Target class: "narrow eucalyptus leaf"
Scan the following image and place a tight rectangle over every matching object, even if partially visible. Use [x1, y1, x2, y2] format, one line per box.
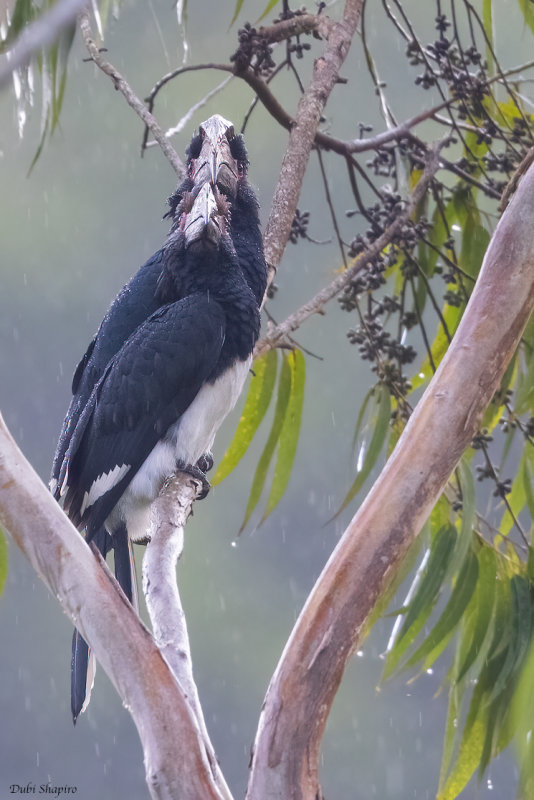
[239, 354, 291, 532]
[405, 549, 478, 670]
[334, 383, 391, 517]
[213, 349, 278, 485]
[262, 350, 305, 520]
[383, 525, 456, 679]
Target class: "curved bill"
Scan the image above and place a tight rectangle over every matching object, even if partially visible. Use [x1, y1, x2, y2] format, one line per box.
[191, 114, 239, 198]
[183, 182, 223, 248]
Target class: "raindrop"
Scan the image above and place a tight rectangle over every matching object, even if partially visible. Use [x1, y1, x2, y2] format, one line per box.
[230, 540, 237, 548]
[36, 752, 39, 767]
[356, 650, 364, 658]
[487, 778, 493, 790]
[426, 667, 433, 675]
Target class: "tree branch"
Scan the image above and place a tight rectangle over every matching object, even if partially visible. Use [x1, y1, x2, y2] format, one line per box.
[261, 0, 364, 287]
[254, 142, 443, 356]
[0, 417, 225, 800]
[143, 474, 234, 800]
[246, 161, 534, 800]
[78, 10, 184, 176]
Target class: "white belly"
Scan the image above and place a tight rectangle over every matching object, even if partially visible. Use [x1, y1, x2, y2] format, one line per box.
[111, 357, 251, 541]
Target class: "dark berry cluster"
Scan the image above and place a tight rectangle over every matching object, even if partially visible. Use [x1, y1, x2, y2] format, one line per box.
[289, 209, 310, 244]
[230, 24, 276, 76]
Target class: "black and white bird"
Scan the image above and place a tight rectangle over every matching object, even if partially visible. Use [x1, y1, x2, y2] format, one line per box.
[50, 114, 267, 722]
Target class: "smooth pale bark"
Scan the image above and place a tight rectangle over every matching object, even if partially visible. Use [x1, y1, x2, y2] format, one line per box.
[0, 420, 225, 800]
[246, 166, 534, 799]
[143, 474, 234, 800]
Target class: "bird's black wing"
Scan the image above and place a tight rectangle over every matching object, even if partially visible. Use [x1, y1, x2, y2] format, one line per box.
[51, 250, 166, 494]
[231, 182, 267, 306]
[61, 293, 226, 532]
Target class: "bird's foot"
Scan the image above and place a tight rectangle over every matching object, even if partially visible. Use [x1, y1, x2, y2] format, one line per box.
[177, 461, 211, 500]
[196, 451, 214, 474]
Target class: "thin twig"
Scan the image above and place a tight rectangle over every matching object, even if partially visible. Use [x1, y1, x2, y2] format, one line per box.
[78, 10, 184, 176]
[255, 141, 444, 355]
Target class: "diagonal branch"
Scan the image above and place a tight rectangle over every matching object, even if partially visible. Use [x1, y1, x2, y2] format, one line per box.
[261, 0, 364, 286]
[0, 417, 224, 800]
[78, 10, 184, 176]
[246, 160, 534, 800]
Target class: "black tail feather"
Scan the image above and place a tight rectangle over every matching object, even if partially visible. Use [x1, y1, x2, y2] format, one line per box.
[70, 526, 111, 724]
[112, 523, 134, 604]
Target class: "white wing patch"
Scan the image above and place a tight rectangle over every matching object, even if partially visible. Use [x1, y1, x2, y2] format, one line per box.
[80, 463, 131, 517]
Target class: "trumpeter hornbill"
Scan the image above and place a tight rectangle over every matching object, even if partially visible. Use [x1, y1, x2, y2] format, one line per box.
[50, 115, 267, 723]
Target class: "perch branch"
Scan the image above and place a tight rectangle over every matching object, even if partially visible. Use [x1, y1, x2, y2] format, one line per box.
[78, 10, 184, 176]
[246, 161, 534, 800]
[143, 474, 234, 800]
[0, 418, 226, 800]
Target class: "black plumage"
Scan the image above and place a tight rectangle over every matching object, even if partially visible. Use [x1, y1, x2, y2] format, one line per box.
[51, 115, 267, 721]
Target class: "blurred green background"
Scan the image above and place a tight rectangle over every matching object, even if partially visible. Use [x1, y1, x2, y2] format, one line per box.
[0, 1, 526, 797]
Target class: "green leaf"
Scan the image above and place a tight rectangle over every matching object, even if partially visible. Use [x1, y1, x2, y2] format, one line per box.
[482, 0, 494, 75]
[455, 545, 497, 683]
[257, 0, 281, 22]
[351, 387, 374, 452]
[460, 220, 490, 281]
[51, 23, 76, 133]
[499, 453, 526, 537]
[0, 0, 34, 52]
[523, 448, 534, 522]
[410, 302, 463, 391]
[439, 648, 509, 799]
[334, 383, 391, 517]
[213, 350, 278, 485]
[229, 0, 245, 26]
[448, 459, 475, 578]
[262, 350, 305, 521]
[518, 0, 534, 36]
[383, 525, 457, 679]
[515, 344, 534, 415]
[239, 354, 292, 531]
[0, 528, 7, 597]
[485, 575, 532, 706]
[440, 677, 462, 789]
[437, 686, 488, 800]
[405, 548, 478, 670]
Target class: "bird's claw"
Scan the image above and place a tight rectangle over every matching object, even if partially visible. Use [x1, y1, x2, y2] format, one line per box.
[177, 461, 211, 500]
[196, 451, 214, 473]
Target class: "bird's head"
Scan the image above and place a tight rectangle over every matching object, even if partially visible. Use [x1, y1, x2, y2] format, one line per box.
[178, 181, 231, 250]
[167, 114, 250, 224]
[186, 114, 249, 200]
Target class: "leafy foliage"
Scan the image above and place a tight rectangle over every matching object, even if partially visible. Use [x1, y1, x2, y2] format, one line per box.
[215, 349, 305, 531]
[0, 0, 123, 169]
